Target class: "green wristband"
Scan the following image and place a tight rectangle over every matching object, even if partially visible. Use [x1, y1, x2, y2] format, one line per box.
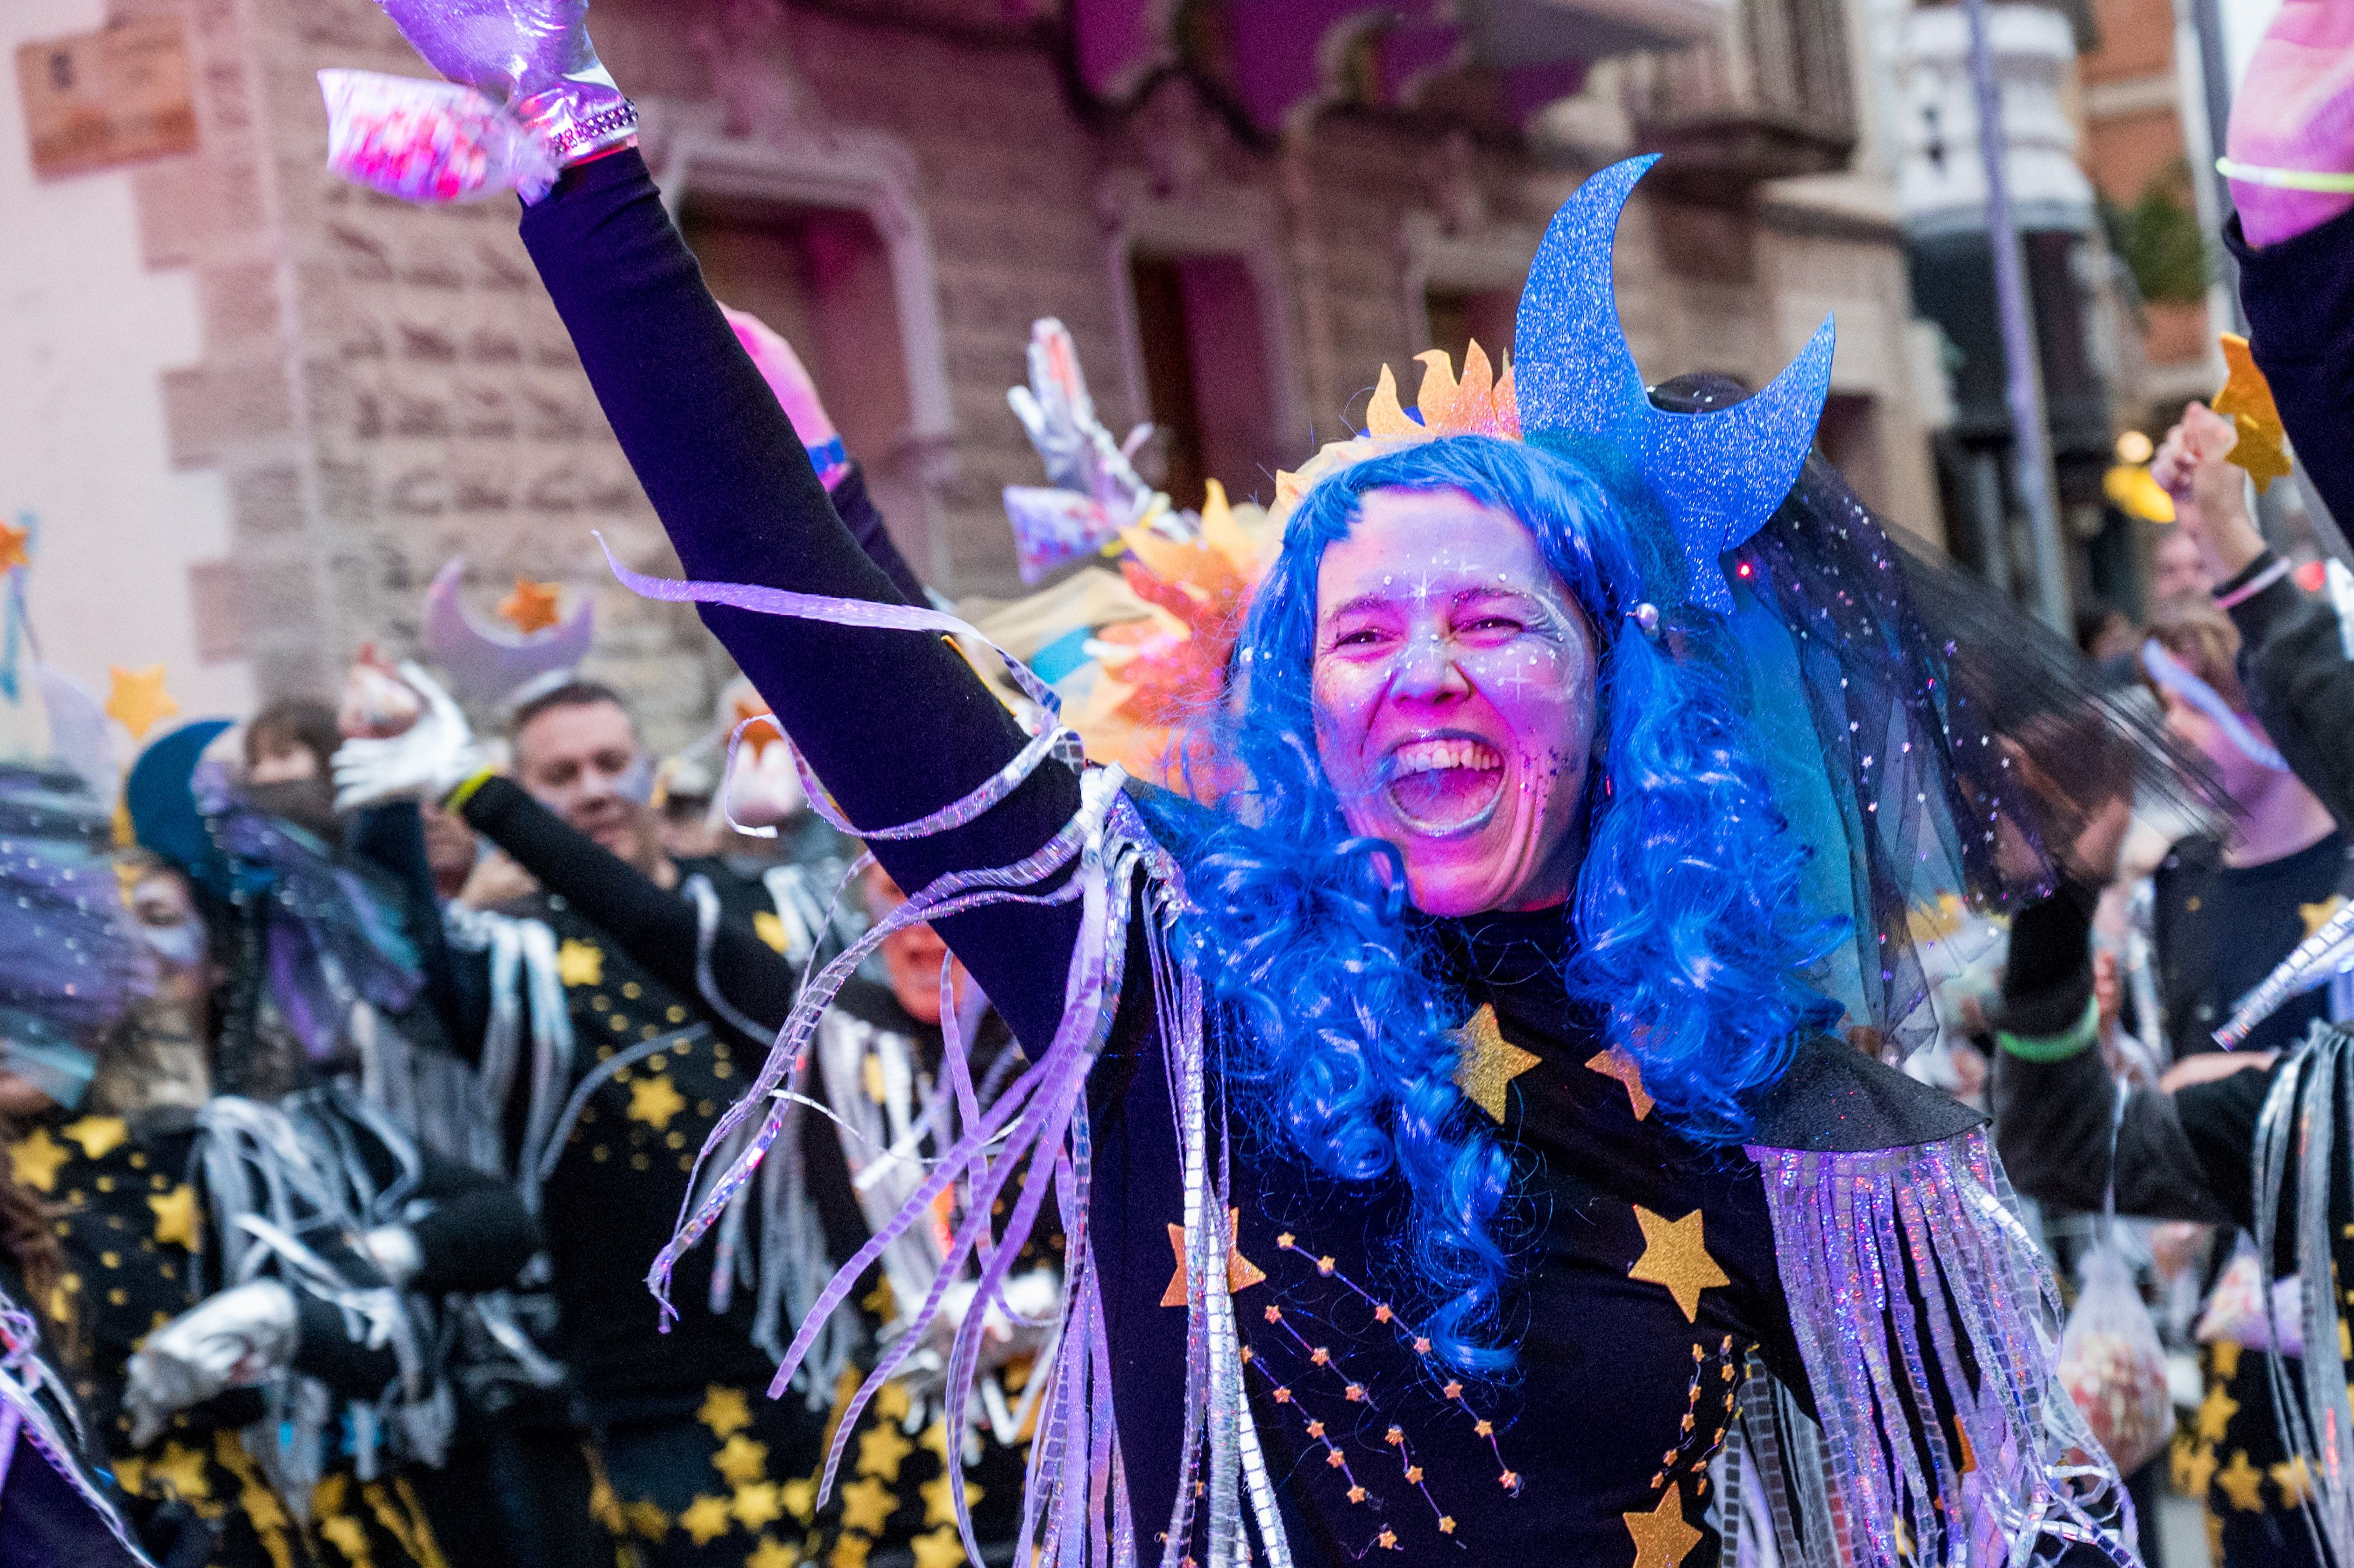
[442, 765, 499, 816]
[1995, 995, 2102, 1064]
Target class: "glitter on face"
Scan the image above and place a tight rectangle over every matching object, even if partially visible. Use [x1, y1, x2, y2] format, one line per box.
[1311, 488, 1597, 916]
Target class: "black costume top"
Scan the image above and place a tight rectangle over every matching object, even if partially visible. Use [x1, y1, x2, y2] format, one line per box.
[509, 149, 2026, 1566]
[450, 775, 1046, 1557]
[18, 1098, 531, 1568]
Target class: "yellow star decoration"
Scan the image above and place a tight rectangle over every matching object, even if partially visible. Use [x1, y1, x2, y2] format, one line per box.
[2303, 896, 2346, 939]
[147, 1440, 211, 1501]
[2173, 1438, 2217, 1499]
[838, 1474, 898, 1534]
[731, 1481, 784, 1531]
[911, 1526, 969, 1568]
[113, 1457, 146, 1496]
[105, 665, 178, 742]
[2215, 1449, 2267, 1511]
[1584, 1046, 1654, 1121]
[60, 1116, 127, 1160]
[921, 1473, 982, 1526]
[1627, 1206, 1729, 1323]
[498, 577, 565, 635]
[2195, 1382, 2240, 1444]
[557, 940, 604, 989]
[1623, 1479, 1703, 1568]
[748, 1539, 798, 1568]
[782, 1476, 817, 1523]
[625, 1498, 670, 1539]
[2273, 1455, 2315, 1508]
[712, 1433, 768, 1487]
[753, 910, 790, 953]
[917, 1419, 952, 1463]
[2215, 334, 2294, 496]
[628, 1074, 688, 1133]
[873, 1381, 911, 1424]
[856, 1421, 915, 1482]
[147, 1183, 201, 1251]
[1161, 1209, 1267, 1307]
[699, 1384, 752, 1439]
[0, 522, 31, 575]
[2211, 1341, 2242, 1381]
[680, 1494, 734, 1545]
[1452, 1004, 1539, 1123]
[9, 1128, 69, 1193]
[833, 1536, 875, 1568]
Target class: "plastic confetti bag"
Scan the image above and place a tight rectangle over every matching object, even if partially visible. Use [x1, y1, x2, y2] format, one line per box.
[319, 69, 557, 204]
[2055, 1243, 2174, 1474]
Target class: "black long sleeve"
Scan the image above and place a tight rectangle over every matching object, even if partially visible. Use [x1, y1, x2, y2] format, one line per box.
[516, 151, 1082, 1053]
[457, 774, 798, 1038]
[402, 1145, 539, 1294]
[343, 802, 480, 1051]
[2216, 550, 2354, 828]
[831, 462, 931, 608]
[2230, 207, 2354, 534]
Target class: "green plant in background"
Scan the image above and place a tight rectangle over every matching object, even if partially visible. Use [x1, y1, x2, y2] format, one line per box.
[2104, 158, 2209, 305]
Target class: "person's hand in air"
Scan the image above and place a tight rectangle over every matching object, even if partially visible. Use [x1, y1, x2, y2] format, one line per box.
[332, 663, 486, 810]
[2151, 402, 2267, 583]
[720, 305, 850, 489]
[369, 0, 631, 168]
[2225, 0, 2354, 246]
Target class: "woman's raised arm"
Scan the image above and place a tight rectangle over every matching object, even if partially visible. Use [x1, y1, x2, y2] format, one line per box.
[517, 151, 1085, 1047]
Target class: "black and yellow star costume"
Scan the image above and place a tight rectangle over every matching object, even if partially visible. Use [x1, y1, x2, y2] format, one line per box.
[17, 1100, 531, 1568]
[447, 773, 1045, 1567]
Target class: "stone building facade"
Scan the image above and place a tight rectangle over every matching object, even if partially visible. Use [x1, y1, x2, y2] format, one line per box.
[5, 0, 1947, 753]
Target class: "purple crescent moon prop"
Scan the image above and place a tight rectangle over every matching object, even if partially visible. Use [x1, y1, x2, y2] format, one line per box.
[1514, 156, 1835, 614]
[422, 558, 595, 706]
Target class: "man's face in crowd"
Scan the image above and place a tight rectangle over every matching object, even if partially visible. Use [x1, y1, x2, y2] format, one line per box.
[247, 738, 322, 785]
[864, 863, 963, 1026]
[2152, 530, 2215, 602]
[514, 699, 659, 872]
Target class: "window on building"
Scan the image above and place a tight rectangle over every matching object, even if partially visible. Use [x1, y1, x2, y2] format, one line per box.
[1423, 286, 1517, 369]
[679, 194, 919, 539]
[1127, 252, 1279, 510]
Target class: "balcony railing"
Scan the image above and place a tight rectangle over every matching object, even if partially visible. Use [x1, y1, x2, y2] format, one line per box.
[1622, 0, 1857, 197]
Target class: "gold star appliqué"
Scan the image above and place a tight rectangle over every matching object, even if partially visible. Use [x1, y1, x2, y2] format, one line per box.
[2273, 1455, 2314, 1508]
[1161, 1210, 1266, 1307]
[147, 1184, 201, 1251]
[837, 1475, 896, 1534]
[678, 1494, 733, 1545]
[557, 940, 604, 989]
[2215, 334, 2293, 495]
[0, 523, 31, 575]
[9, 1128, 68, 1193]
[747, 1539, 797, 1568]
[1627, 1206, 1729, 1322]
[698, 1384, 751, 1438]
[910, 1526, 967, 1568]
[2303, 897, 2345, 939]
[627, 1075, 688, 1133]
[1453, 1004, 1537, 1122]
[1624, 1480, 1703, 1567]
[1584, 1046, 1654, 1120]
[730, 1481, 783, 1531]
[498, 577, 565, 635]
[2215, 1449, 2266, 1511]
[855, 1421, 915, 1482]
[105, 665, 178, 741]
[920, 1473, 981, 1526]
[59, 1116, 127, 1161]
[712, 1434, 768, 1487]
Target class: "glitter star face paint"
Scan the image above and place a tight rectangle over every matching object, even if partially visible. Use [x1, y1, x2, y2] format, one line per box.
[1311, 488, 1598, 916]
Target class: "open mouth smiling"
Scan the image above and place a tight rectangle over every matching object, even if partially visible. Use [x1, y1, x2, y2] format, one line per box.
[1383, 735, 1506, 835]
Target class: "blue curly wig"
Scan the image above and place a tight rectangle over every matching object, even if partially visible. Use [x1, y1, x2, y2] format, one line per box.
[1170, 434, 1844, 1373]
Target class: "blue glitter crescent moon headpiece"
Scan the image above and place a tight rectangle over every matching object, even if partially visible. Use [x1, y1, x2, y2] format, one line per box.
[1514, 155, 1835, 613]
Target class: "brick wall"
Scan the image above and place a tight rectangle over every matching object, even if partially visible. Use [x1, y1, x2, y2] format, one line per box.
[131, 0, 1939, 748]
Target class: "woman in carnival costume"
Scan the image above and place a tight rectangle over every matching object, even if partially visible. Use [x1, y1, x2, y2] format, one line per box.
[330, 4, 2172, 1560]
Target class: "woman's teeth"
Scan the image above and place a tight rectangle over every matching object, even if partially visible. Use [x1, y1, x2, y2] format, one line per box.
[1391, 738, 1502, 777]
[1384, 739, 1506, 831]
